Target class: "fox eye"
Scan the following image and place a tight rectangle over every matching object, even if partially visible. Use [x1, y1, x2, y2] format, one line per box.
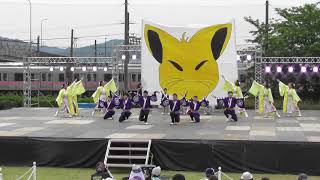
[195, 60, 208, 70]
[168, 60, 183, 71]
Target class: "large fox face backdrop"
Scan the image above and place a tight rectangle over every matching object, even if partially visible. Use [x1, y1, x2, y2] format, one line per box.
[144, 23, 232, 99]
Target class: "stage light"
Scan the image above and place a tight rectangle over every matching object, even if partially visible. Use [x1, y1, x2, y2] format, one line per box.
[82, 66, 86, 71]
[313, 66, 318, 73]
[92, 66, 97, 72]
[265, 66, 271, 73]
[301, 66, 307, 73]
[59, 66, 64, 72]
[121, 54, 126, 60]
[103, 67, 108, 72]
[246, 55, 252, 61]
[70, 67, 75, 71]
[132, 54, 137, 60]
[49, 67, 53, 72]
[288, 66, 294, 73]
[276, 66, 282, 73]
[236, 55, 240, 61]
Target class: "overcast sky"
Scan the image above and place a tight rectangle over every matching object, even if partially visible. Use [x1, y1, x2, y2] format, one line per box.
[0, 0, 318, 48]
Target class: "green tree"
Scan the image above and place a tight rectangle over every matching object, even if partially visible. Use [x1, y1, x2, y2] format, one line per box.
[245, 3, 320, 57]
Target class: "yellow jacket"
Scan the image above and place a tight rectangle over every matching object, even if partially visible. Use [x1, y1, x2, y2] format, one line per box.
[56, 81, 77, 115]
[91, 78, 117, 103]
[249, 80, 273, 114]
[279, 81, 301, 113]
[72, 80, 86, 114]
[222, 79, 243, 98]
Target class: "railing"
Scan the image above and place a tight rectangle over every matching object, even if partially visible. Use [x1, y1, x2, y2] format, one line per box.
[15, 162, 36, 180]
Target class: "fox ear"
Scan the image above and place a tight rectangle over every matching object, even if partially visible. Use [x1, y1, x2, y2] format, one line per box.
[190, 24, 232, 60]
[144, 24, 177, 64]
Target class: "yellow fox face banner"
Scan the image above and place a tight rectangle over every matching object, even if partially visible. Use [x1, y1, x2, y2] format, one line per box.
[144, 23, 232, 99]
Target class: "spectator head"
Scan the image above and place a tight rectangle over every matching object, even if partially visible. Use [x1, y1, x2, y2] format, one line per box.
[261, 178, 270, 180]
[129, 165, 144, 180]
[163, 88, 167, 93]
[172, 174, 185, 180]
[298, 173, 308, 180]
[205, 168, 215, 178]
[152, 166, 161, 177]
[240, 172, 253, 180]
[228, 91, 233, 97]
[208, 175, 218, 180]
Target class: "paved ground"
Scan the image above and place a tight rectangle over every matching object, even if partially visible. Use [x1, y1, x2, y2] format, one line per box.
[0, 108, 319, 142]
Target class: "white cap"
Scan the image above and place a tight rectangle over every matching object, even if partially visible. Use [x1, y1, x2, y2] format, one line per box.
[152, 166, 161, 176]
[241, 172, 253, 180]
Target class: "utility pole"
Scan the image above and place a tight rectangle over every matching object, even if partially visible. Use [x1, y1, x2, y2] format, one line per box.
[94, 40, 97, 57]
[26, 0, 32, 57]
[70, 29, 74, 57]
[104, 38, 107, 57]
[66, 29, 74, 83]
[40, 18, 47, 46]
[124, 0, 130, 91]
[36, 35, 40, 56]
[265, 0, 269, 52]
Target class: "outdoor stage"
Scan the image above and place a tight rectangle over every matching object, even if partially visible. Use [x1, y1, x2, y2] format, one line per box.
[0, 108, 319, 141]
[0, 108, 320, 174]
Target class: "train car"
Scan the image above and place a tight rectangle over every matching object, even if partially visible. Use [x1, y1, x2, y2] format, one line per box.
[0, 62, 141, 94]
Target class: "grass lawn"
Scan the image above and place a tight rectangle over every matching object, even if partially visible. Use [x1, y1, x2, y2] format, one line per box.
[1, 167, 320, 180]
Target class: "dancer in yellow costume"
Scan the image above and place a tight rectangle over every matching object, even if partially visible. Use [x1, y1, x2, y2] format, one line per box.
[91, 78, 117, 116]
[72, 79, 85, 116]
[277, 79, 302, 117]
[55, 81, 77, 117]
[221, 75, 248, 117]
[249, 80, 280, 118]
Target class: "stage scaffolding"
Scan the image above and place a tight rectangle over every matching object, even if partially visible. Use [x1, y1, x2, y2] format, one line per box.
[23, 57, 119, 108]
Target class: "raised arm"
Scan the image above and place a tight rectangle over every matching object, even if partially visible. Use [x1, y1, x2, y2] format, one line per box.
[278, 79, 289, 97]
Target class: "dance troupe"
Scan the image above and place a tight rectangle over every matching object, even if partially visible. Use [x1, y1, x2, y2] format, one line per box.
[55, 77, 302, 125]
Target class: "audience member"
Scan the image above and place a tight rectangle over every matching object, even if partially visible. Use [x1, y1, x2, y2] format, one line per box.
[172, 174, 185, 180]
[129, 165, 145, 180]
[208, 175, 218, 180]
[151, 166, 161, 180]
[240, 172, 253, 180]
[261, 178, 270, 180]
[298, 173, 308, 180]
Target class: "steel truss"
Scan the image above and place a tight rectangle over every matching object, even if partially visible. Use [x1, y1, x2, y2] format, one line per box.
[23, 57, 118, 108]
[254, 56, 320, 109]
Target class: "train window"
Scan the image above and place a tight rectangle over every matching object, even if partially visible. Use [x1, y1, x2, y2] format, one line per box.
[59, 73, 64, 82]
[48, 73, 52, 81]
[0, 73, 1, 81]
[104, 74, 112, 82]
[41, 73, 46, 81]
[31, 73, 35, 80]
[74, 73, 79, 81]
[87, 74, 91, 81]
[3, 73, 7, 81]
[138, 74, 141, 82]
[14, 73, 23, 81]
[131, 74, 136, 82]
[93, 74, 97, 81]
